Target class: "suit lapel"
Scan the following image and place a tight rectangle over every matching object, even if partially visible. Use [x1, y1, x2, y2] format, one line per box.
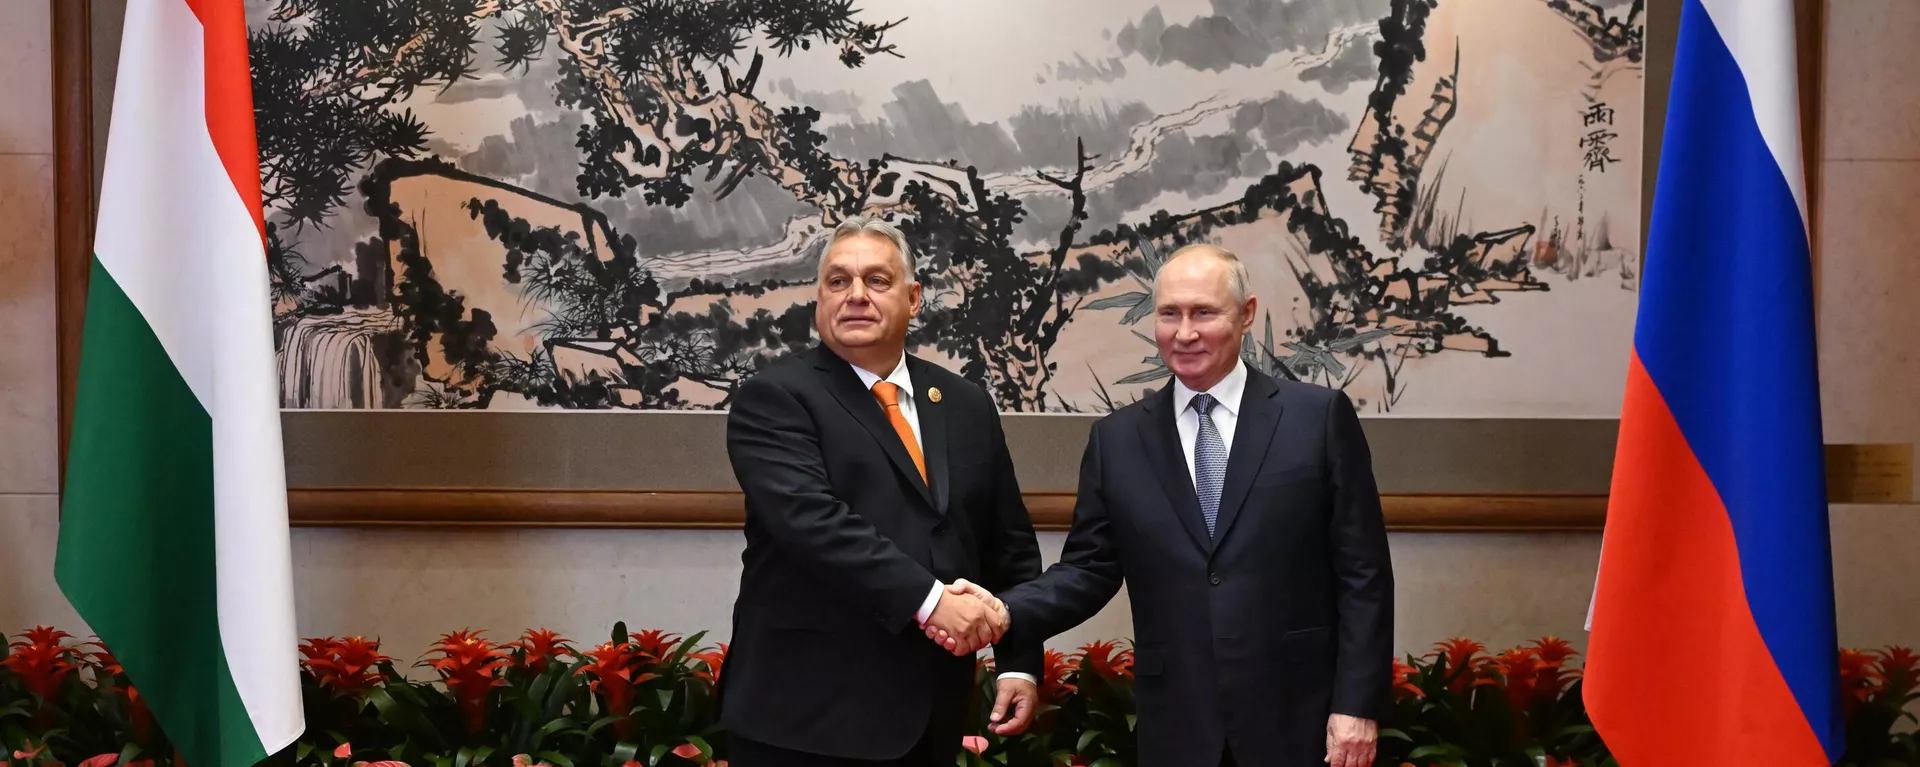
[907, 357, 952, 515]
[1209, 370, 1283, 549]
[1139, 383, 1213, 554]
[812, 346, 936, 508]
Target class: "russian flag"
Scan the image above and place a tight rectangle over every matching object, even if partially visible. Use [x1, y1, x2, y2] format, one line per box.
[1584, 0, 1844, 764]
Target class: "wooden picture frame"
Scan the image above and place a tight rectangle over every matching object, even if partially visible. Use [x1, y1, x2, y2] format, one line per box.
[49, 0, 1825, 532]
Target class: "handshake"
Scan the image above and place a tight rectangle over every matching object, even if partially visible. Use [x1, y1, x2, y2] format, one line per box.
[922, 579, 1008, 656]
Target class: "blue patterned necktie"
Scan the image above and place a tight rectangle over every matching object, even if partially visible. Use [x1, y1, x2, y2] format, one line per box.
[1191, 393, 1226, 537]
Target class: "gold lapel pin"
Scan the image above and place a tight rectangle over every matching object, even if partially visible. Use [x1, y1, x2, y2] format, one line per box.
[927, 387, 942, 403]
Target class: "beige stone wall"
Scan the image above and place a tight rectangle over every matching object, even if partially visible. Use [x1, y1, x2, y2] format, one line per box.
[2, 1, 1914, 664]
[1811, 0, 1920, 653]
[0, 0, 78, 633]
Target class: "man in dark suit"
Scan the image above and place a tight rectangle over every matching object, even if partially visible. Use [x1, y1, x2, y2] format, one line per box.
[722, 215, 1043, 766]
[934, 244, 1394, 767]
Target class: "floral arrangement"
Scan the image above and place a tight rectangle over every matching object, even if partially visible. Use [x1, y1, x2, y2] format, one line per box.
[3, 625, 1913, 767]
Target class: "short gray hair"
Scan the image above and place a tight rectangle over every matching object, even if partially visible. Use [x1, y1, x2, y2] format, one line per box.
[824, 214, 916, 279]
[1154, 243, 1251, 305]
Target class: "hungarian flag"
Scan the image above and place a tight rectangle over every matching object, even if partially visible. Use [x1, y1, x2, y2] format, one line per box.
[56, 0, 304, 765]
[1585, 0, 1843, 764]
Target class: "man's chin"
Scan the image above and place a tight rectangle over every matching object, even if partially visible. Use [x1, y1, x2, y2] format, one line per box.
[828, 331, 885, 348]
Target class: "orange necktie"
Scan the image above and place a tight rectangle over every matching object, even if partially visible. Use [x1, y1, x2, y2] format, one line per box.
[870, 382, 926, 482]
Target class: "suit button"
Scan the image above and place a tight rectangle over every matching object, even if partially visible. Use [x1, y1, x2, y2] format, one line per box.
[1209, 573, 1222, 586]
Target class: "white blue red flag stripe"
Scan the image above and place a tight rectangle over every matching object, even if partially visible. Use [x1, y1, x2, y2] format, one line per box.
[1585, 0, 1843, 764]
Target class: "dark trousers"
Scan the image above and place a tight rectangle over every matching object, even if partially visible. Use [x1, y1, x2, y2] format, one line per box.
[729, 734, 952, 767]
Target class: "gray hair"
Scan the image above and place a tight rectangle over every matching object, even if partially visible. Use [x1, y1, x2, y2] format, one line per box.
[823, 214, 916, 279]
[1154, 243, 1251, 305]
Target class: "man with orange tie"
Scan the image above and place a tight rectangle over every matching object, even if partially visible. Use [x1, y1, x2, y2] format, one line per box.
[721, 216, 1044, 766]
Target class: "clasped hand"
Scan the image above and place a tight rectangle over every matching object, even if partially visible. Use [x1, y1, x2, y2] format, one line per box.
[923, 579, 1008, 656]
[923, 580, 1036, 736]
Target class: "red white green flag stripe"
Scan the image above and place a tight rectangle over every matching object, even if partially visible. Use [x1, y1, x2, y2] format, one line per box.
[56, 0, 304, 765]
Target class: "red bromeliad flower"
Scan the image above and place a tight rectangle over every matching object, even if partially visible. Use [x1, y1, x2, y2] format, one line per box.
[1528, 637, 1579, 668]
[628, 630, 682, 663]
[424, 630, 511, 734]
[301, 637, 342, 662]
[1077, 640, 1133, 680]
[303, 636, 393, 696]
[5, 627, 83, 704]
[1527, 637, 1581, 706]
[1878, 645, 1919, 688]
[511, 629, 574, 675]
[1016, 649, 1078, 735]
[688, 643, 727, 684]
[577, 640, 658, 741]
[1390, 658, 1423, 701]
[1039, 649, 1077, 705]
[1429, 638, 1486, 695]
[90, 648, 155, 743]
[1840, 648, 1882, 719]
[1484, 648, 1546, 713]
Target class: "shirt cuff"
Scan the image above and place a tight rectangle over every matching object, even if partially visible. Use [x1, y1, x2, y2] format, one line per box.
[915, 580, 944, 625]
[997, 672, 1037, 684]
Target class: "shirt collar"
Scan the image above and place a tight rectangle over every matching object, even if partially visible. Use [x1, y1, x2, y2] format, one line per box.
[850, 356, 915, 399]
[1173, 357, 1247, 417]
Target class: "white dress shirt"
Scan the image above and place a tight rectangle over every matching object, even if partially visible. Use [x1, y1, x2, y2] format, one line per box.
[1172, 358, 1249, 485]
[850, 359, 1033, 683]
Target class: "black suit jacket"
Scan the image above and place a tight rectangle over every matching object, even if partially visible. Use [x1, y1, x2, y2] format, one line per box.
[721, 345, 1044, 761]
[1001, 369, 1394, 767]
